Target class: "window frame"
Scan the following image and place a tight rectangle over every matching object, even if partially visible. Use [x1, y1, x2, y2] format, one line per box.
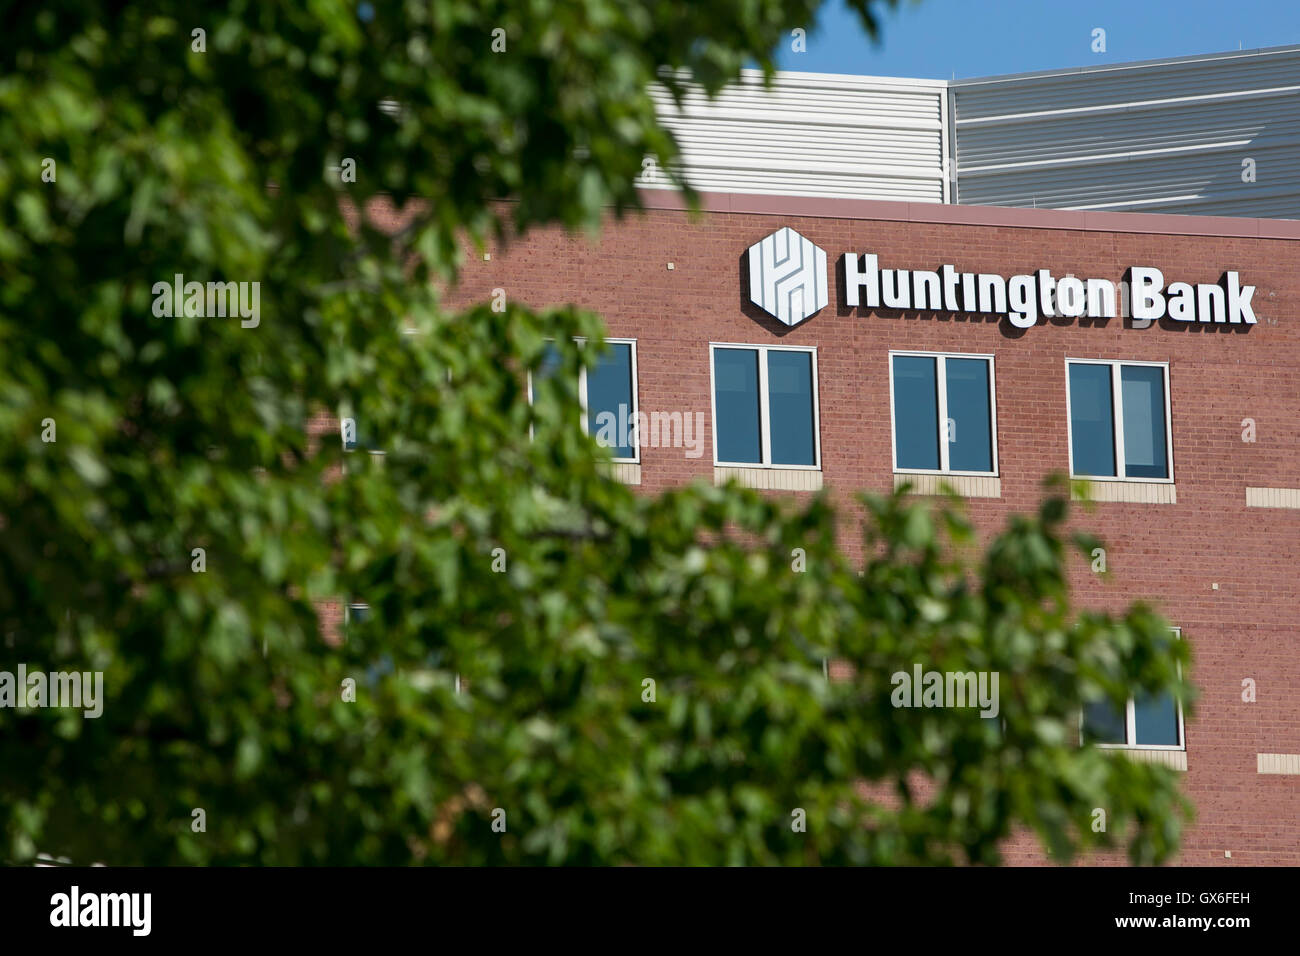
[339, 410, 385, 468]
[344, 602, 370, 640]
[1083, 627, 1186, 751]
[527, 337, 640, 464]
[888, 350, 999, 478]
[708, 342, 822, 471]
[1065, 358, 1174, 484]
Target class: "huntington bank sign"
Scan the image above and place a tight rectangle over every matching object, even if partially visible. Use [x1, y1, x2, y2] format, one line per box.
[746, 227, 1258, 330]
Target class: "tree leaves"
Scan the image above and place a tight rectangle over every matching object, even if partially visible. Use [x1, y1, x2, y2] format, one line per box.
[0, 0, 1188, 867]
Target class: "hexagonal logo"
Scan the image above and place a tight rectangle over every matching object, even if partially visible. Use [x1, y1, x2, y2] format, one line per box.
[747, 227, 828, 327]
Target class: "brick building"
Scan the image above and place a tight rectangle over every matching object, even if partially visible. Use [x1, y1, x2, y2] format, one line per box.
[440, 190, 1300, 864]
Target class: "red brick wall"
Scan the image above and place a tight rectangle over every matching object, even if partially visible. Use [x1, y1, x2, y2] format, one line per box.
[307, 408, 345, 645]
[437, 201, 1300, 865]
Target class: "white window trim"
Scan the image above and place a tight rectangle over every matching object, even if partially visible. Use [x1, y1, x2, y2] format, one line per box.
[1065, 358, 1174, 484]
[344, 602, 370, 643]
[888, 350, 999, 478]
[1085, 627, 1186, 751]
[708, 342, 822, 471]
[339, 411, 385, 466]
[527, 338, 640, 464]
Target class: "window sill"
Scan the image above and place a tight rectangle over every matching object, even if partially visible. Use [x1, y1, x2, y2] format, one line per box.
[1245, 487, 1300, 509]
[600, 461, 642, 486]
[1071, 479, 1176, 504]
[1101, 748, 1187, 771]
[1258, 753, 1300, 774]
[894, 473, 1001, 498]
[714, 466, 823, 491]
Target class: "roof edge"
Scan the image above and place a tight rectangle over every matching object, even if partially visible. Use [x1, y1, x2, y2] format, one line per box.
[636, 188, 1300, 239]
[949, 43, 1300, 87]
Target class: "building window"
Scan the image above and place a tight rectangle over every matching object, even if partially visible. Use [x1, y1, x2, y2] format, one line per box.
[531, 339, 639, 463]
[1066, 359, 1172, 481]
[889, 352, 997, 475]
[344, 602, 370, 644]
[710, 343, 819, 469]
[340, 415, 382, 456]
[585, 341, 638, 461]
[1082, 628, 1185, 749]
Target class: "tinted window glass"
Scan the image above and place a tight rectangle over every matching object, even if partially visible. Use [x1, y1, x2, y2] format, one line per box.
[1082, 698, 1127, 745]
[767, 350, 816, 466]
[713, 348, 762, 464]
[538, 342, 562, 382]
[1069, 363, 1116, 477]
[893, 355, 940, 470]
[1134, 690, 1180, 746]
[945, 358, 993, 473]
[586, 343, 635, 459]
[1120, 365, 1168, 479]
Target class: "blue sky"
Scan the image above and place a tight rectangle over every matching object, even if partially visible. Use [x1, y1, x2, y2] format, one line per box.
[773, 0, 1300, 78]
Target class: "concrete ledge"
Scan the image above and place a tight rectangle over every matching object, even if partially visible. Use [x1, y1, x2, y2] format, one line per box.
[714, 467, 823, 491]
[602, 462, 642, 486]
[1106, 748, 1188, 771]
[1072, 480, 1176, 504]
[1258, 753, 1300, 775]
[894, 473, 1001, 498]
[1245, 487, 1300, 509]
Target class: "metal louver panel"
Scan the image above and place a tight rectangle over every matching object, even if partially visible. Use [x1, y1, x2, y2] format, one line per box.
[645, 69, 949, 203]
[951, 45, 1300, 218]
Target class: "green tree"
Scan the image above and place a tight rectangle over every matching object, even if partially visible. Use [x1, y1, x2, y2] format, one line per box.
[0, 1, 1189, 865]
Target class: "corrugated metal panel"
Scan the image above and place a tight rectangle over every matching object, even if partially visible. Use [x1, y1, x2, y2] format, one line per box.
[951, 46, 1300, 218]
[644, 69, 949, 203]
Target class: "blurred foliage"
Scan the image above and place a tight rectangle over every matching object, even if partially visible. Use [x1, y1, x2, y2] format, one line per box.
[0, 0, 1190, 865]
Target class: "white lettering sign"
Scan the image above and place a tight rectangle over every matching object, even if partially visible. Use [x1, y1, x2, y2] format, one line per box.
[843, 254, 1254, 327]
[745, 228, 1260, 331]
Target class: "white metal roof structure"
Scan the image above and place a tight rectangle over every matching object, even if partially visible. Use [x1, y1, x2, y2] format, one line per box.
[644, 45, 1300, 220]
[645, 70, 950, 204]
[949, 45, 1300, 217]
